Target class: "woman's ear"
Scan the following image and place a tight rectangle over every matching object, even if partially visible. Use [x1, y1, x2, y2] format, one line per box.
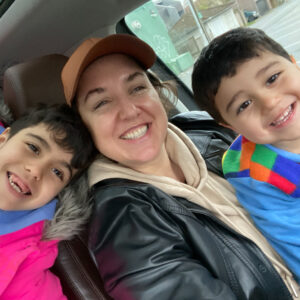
[0, 127, 11, 147]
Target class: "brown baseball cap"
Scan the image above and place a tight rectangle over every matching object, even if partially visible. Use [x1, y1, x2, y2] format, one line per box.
[61, 34, 156, 105]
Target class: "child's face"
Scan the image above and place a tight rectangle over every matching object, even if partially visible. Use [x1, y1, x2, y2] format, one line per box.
[0, 124, 75, 210]
[215, 51, 300, 152]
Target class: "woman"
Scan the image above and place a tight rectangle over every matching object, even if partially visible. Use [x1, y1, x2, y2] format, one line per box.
[61, 34, 299, 299]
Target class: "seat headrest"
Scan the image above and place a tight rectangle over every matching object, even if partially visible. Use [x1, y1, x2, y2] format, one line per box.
[3, 54, 68, 119]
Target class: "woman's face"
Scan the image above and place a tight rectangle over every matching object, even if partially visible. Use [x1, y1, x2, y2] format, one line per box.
[76, 54, 168, 171]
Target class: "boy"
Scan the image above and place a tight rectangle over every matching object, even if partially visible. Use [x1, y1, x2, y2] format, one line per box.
[0, 104, 96, 299]
[192, 27, 300, 284]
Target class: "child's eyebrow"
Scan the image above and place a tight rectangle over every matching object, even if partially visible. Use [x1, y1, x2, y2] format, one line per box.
[226, 91, 243, 113]
[26, 133, 50, 149]
[255, 61, 279, 78]
[61, 161, 73, 181]
[226, 61, 280, 113]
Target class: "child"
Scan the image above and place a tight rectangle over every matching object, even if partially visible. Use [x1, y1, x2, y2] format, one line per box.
[192, 27, 300, 284]
[0, 103, 96, 299]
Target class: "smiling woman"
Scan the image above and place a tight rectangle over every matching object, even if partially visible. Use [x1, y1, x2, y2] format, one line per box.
[59, 33, 298, 300]
[76, 54, 171, 176]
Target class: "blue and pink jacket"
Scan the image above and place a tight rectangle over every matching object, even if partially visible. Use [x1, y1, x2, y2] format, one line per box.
[0, 201, 66, 299]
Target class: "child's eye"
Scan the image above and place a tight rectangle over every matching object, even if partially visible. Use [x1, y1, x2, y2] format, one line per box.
[237, 100, 252, 115]
[266, 72, 280, 86]
[27, 143, 40, 155]
[52, 168, 63, 181]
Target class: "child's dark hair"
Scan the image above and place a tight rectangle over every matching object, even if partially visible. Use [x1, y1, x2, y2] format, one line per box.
[192, 27, 291, 123]
[9, 103, 97, 174]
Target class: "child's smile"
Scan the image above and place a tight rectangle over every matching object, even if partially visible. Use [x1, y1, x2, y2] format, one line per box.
[7, 171, 31, 196]
[215, 51, 300, 153]
[270, 102, 295, 128]
[0, 125, 74, 210]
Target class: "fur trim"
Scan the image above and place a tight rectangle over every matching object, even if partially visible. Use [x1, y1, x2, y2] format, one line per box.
[0, 100, 92, 241]
[43, 172, 93, 240]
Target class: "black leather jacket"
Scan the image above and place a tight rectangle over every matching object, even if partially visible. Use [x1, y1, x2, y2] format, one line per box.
[89, 111, 292, 300]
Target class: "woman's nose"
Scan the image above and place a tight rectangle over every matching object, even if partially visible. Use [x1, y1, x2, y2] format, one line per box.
[118, 99, 141, 120]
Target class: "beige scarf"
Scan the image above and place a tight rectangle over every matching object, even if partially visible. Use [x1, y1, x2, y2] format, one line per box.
[89, 123, 299, 298]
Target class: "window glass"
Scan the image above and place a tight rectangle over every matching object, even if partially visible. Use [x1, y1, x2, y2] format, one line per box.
[0, 0, 15, 17]
[125, 0, 298, 89]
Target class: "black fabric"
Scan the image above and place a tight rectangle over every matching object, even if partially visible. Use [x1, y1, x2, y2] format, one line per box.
[170, 111, 237, 176]
[88, 112, 292, 300]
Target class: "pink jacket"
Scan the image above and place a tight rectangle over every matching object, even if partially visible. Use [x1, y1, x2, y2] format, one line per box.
[0, 220, 66, 300]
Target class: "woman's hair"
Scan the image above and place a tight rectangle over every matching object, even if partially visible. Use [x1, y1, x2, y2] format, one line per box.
[146, 69, 178, 116]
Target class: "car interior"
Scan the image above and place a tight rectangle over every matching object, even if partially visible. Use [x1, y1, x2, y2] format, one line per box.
[0, 0, 294, 299]
[0, 1, 194, 299]
[0, 0, 198, 116]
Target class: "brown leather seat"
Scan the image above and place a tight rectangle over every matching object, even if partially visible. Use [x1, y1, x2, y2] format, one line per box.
[3, 54, 68, 119]
[3, 55, 112, 300]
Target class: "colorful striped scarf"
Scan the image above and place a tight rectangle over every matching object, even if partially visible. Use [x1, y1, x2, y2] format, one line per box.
[223, 135, 300, 197]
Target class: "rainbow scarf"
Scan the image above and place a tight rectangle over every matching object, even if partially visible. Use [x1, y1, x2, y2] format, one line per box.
[223, 135, 300, 197]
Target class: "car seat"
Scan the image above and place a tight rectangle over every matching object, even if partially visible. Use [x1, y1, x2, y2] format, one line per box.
[2, 54, 112, 300]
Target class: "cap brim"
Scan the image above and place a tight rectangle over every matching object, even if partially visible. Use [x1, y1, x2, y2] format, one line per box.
[62, 34, 156, 105]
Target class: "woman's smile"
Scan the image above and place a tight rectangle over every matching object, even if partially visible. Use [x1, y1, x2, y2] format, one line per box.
[120, 124, 149, 140]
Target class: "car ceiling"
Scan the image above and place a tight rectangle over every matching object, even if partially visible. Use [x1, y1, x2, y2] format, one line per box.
[0, 0, 147, 82]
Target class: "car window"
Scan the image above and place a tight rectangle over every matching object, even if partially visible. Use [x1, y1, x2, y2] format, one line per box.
[0, 0, 15, 17]
[125, 0, 299, 90]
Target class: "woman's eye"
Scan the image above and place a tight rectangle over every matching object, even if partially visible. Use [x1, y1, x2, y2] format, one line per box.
[266, 72, 280, 85]
[93, 100, 108, 110]
[132, 85, 145, 93]
[52, 168, 63, 180]
[237, 100, 252, 115]
[27, 143, 40, 155]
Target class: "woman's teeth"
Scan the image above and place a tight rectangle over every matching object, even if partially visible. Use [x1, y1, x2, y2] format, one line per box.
[121, 125, 148, 140]
[271, 105, 293, 126]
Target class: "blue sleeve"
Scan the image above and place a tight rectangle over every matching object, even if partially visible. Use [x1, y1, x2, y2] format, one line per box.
[0, 123, 5, 134]
[228, 176, 300, 284]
